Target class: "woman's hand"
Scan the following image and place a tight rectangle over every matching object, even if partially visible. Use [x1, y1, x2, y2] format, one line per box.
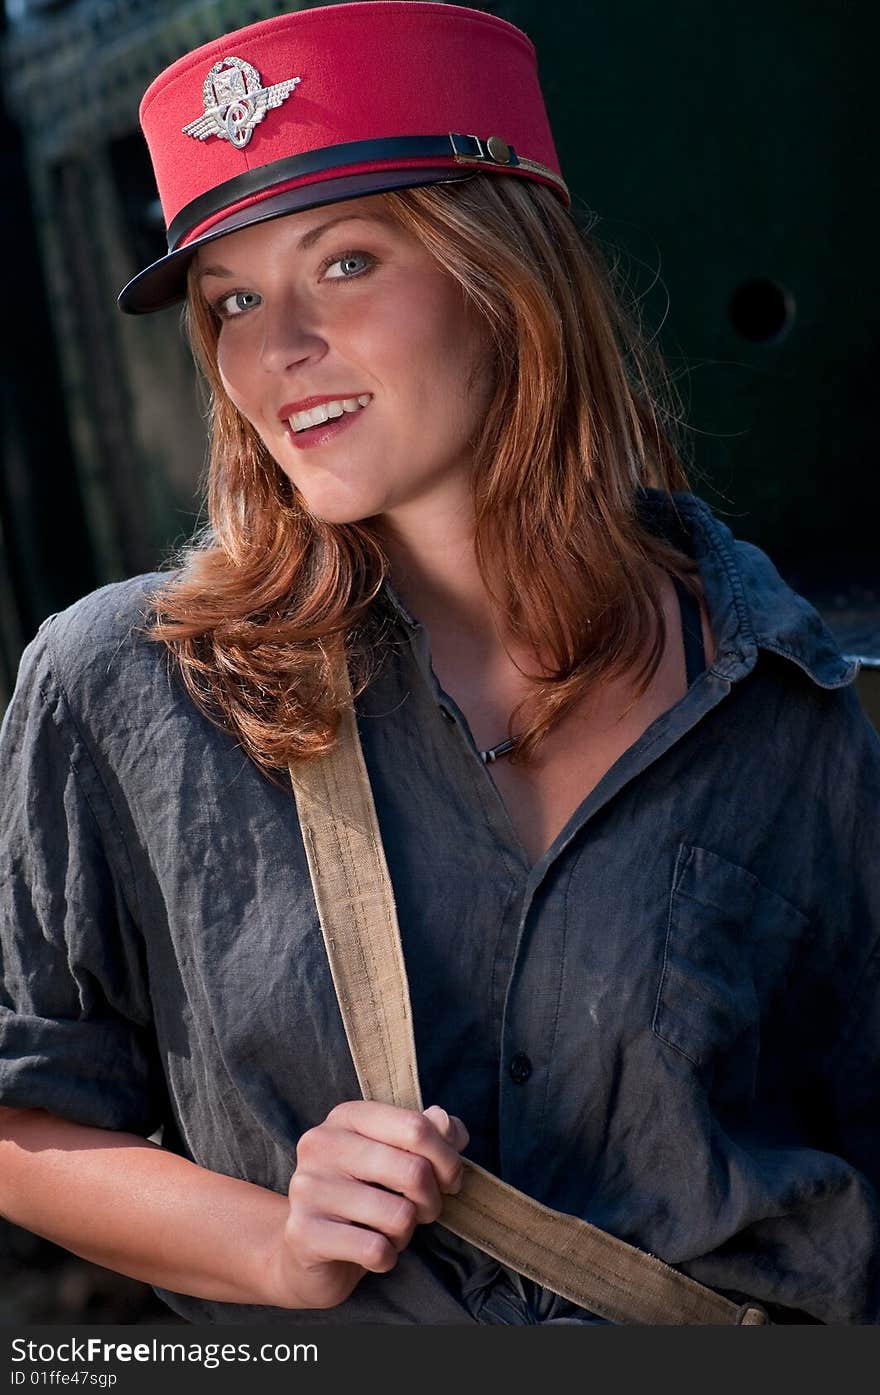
[268, 1101, 470, 1310]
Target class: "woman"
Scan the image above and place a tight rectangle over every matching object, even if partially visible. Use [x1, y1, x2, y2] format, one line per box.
[0, 2, 878, 1326]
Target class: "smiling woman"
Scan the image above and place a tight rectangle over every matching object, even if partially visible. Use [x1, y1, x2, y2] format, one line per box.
[0, 0, 878, 1330]
[199, 199, 494, 524]
[155, 172, 697, 785]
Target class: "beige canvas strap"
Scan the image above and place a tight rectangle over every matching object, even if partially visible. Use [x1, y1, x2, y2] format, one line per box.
[289, 697, 768, 1326]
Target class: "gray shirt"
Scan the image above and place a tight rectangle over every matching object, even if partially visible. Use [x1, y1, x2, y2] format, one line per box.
[1, 491, 878, 1325]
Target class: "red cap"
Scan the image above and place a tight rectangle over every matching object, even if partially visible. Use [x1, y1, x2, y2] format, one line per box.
[118, 1, 568, 314]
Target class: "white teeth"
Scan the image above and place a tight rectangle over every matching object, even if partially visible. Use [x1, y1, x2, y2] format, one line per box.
[288, 394, 372, 434]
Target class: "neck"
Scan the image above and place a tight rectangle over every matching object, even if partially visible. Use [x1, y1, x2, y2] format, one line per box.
[373, 497, 505, 656]
[372, 494, 536, 761]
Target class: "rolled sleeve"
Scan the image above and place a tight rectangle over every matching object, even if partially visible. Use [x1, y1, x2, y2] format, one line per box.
[0, 618, 166, 1136]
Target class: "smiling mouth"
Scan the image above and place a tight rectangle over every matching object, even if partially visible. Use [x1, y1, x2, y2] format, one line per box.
[287, 395, 372, 434]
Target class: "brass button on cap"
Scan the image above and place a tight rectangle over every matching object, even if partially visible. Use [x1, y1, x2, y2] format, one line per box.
[485, 134, 511, 164]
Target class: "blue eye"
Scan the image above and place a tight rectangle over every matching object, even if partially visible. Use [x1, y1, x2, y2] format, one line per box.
[217, 290, 261, 318]
[323, 251, 375, 280]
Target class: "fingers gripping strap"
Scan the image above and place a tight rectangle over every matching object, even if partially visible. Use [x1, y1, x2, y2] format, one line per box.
[288, 685, 768, 1326]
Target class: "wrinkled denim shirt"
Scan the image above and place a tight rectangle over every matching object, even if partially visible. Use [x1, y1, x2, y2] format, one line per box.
[1, 491, 878, 1326]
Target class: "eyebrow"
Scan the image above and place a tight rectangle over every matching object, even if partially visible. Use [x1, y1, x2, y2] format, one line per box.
[197, 214, 380, 279]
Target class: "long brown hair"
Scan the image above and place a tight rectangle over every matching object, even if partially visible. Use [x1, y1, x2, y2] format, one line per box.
[148, 175, 694, 777]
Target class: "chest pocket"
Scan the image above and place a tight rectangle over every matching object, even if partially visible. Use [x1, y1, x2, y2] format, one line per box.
[652, 844, 810, 1095]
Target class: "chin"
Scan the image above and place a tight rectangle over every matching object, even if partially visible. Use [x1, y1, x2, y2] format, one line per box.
[292, 485, 386, 528]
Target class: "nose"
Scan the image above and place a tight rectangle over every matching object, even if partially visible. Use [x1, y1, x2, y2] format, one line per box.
[258, 294, 328, 374]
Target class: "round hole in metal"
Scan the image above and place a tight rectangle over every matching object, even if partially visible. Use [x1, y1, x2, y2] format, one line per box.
[728, 278, 795, 343]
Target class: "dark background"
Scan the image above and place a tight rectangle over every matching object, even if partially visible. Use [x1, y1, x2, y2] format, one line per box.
[0, 0, 876, 1322]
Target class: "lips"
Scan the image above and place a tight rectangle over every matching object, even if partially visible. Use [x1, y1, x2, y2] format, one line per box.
[278, 393, 372, 430]
[281, 393, 373, 450]
[279, 393, 370, 413]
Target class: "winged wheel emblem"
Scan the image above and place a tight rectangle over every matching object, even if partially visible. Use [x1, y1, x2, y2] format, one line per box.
[182, 56, 302, 150]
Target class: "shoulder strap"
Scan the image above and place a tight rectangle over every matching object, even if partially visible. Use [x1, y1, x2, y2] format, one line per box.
[672, 574, 707, 687]
[289, 696, 768, 1326]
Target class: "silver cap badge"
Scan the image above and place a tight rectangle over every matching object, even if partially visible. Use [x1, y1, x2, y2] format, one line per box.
[182, 56, 302, 150]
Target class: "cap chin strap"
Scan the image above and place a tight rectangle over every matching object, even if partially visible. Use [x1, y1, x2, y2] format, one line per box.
[288, 674, 770, 1326]
[166, 133, 568, 251]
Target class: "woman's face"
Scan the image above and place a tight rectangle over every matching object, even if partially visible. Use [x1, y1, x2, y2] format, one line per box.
[197, 194, 494, 527]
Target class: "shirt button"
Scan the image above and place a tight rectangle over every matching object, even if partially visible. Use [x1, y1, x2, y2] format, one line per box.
[508, 1052, 533, 1084]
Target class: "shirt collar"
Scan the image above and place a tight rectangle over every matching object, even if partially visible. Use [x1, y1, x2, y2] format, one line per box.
[641, 490, 859, 690]
[379, 492, 859, 692]
[379, 578, 421, 632]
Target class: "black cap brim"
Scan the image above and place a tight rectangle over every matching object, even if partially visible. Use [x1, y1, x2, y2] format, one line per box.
[118, 166, 474, 315]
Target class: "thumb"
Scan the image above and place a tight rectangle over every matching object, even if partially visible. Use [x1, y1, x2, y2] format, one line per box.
[423, 1105, 470, 1150]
